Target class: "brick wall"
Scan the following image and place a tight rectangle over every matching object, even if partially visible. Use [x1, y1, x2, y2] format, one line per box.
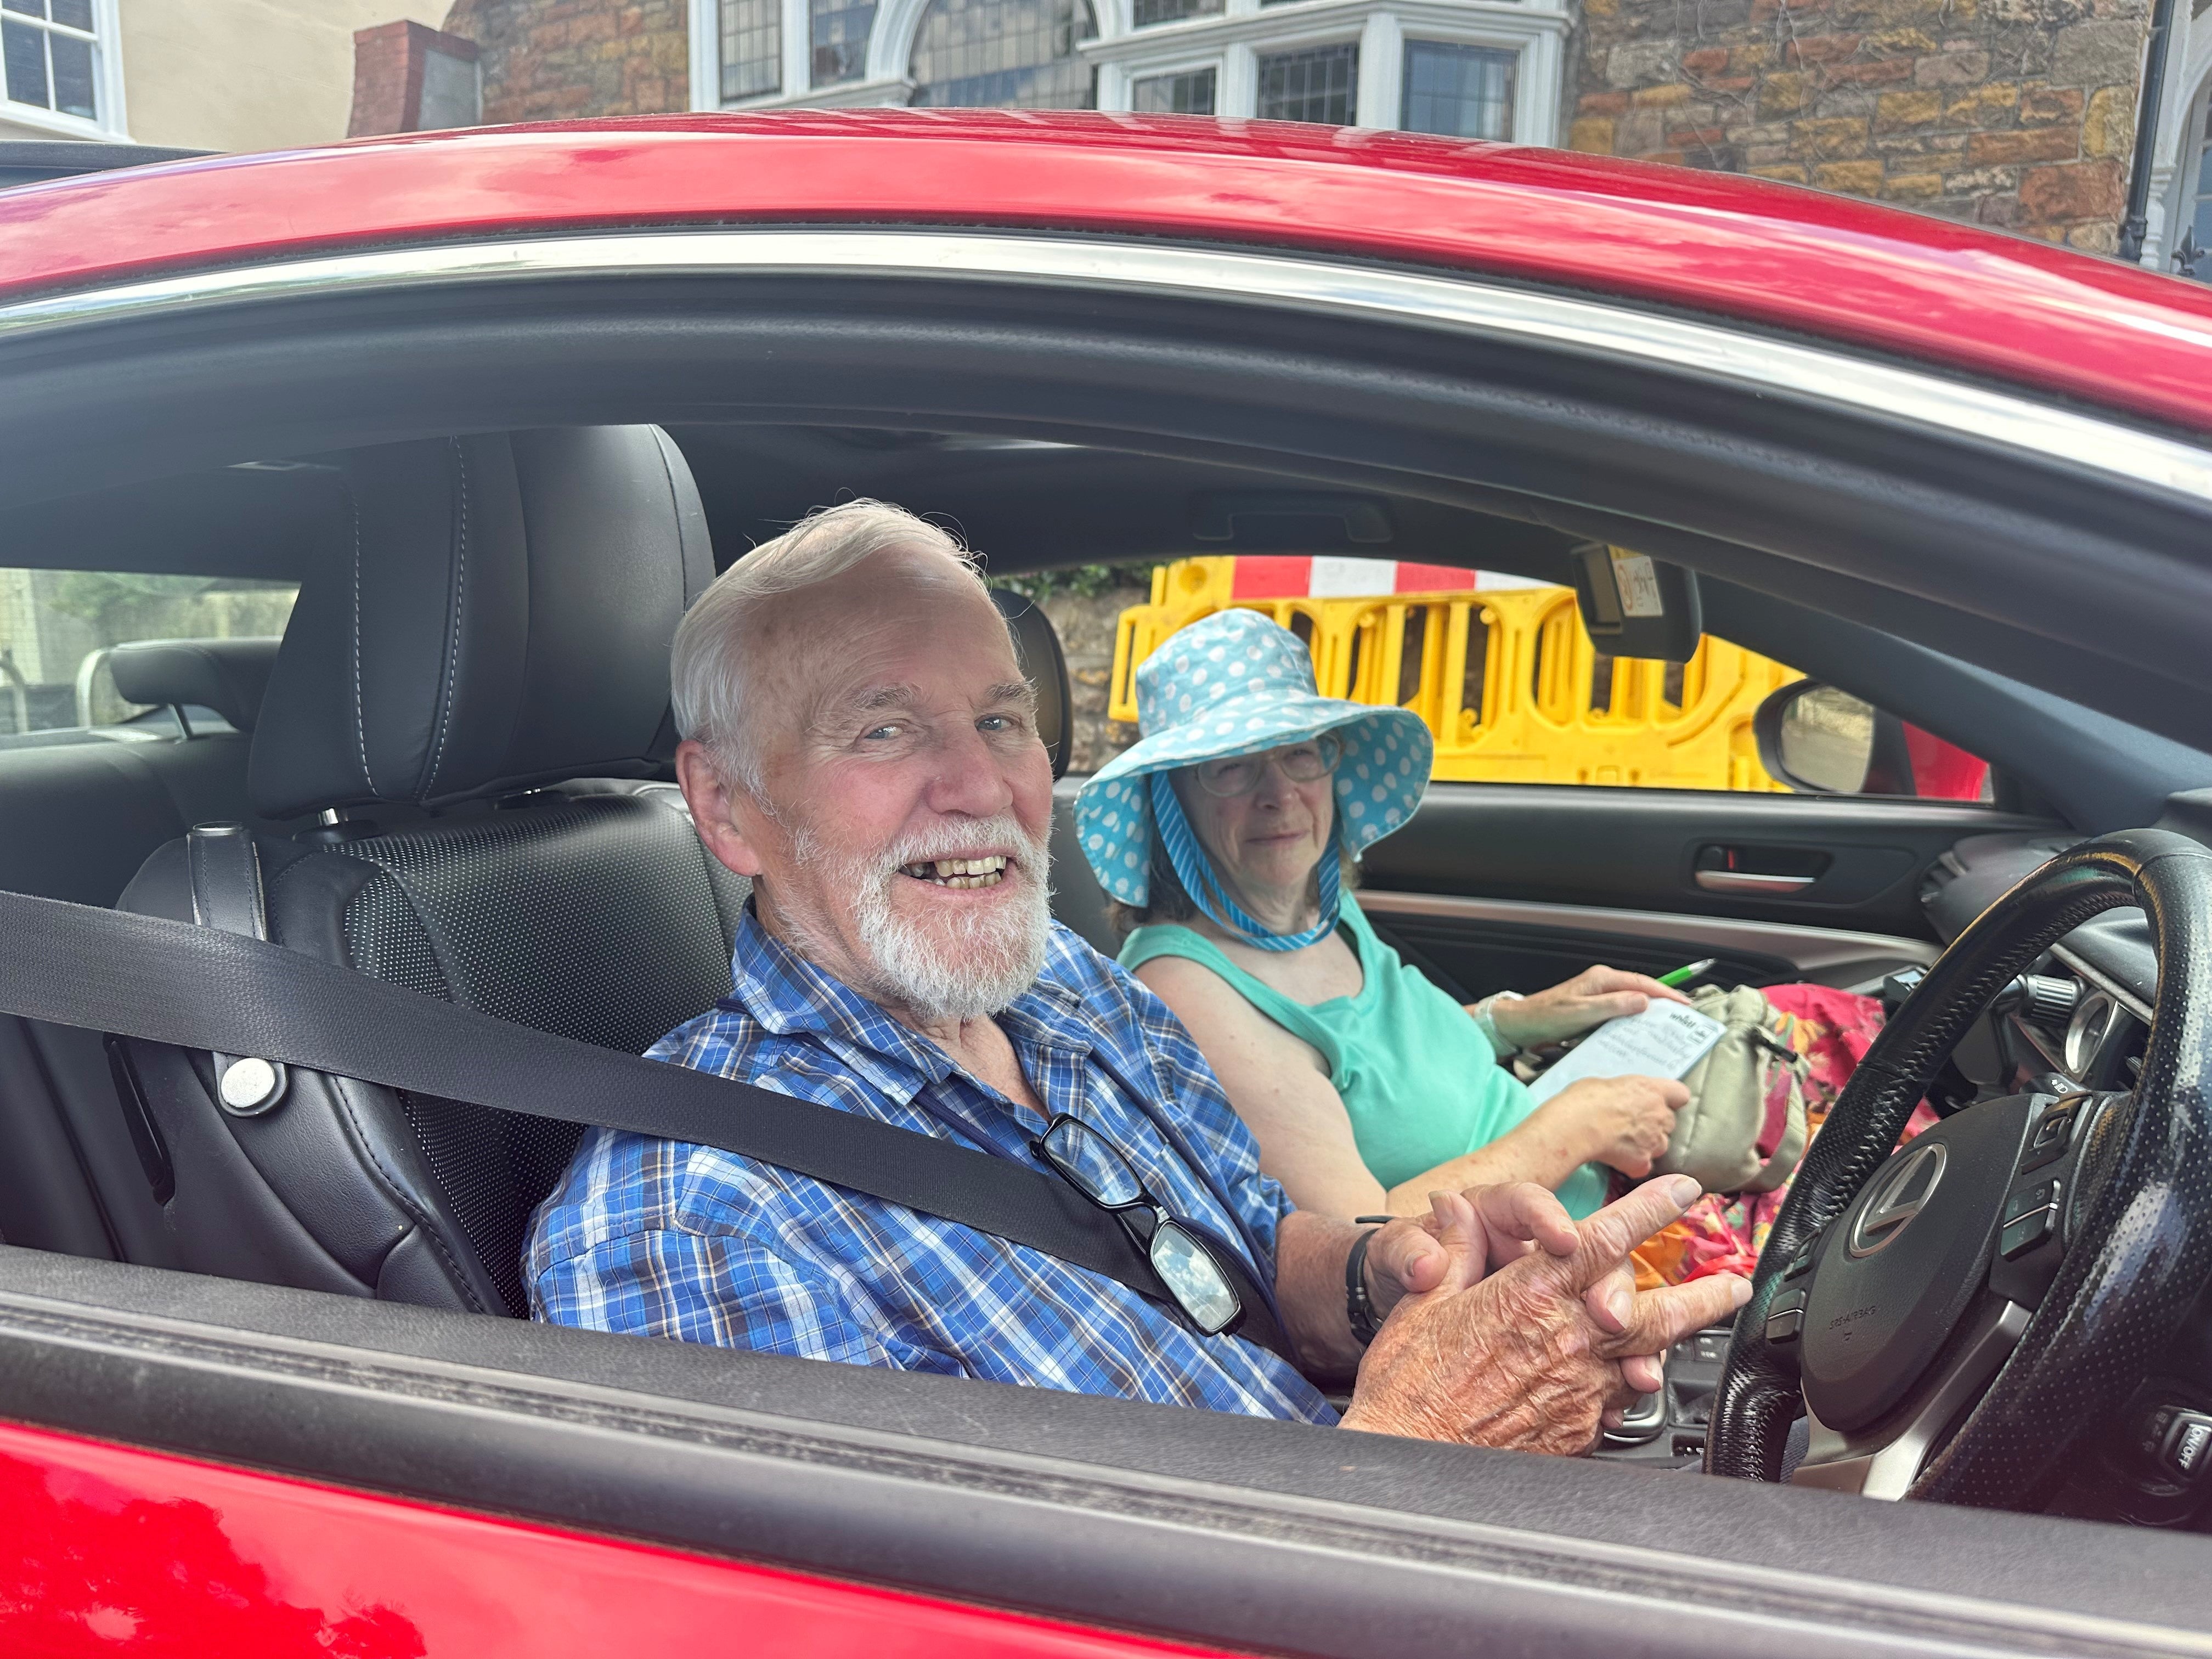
[1567, 0, 2151, 250]
[439, 0, 691, 123]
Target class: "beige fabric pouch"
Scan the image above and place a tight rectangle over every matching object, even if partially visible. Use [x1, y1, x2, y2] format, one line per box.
[1660, 985, 1810, 1194]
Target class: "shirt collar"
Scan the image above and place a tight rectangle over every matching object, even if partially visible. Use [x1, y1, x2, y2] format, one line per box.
[723, 906, 1102, 1092]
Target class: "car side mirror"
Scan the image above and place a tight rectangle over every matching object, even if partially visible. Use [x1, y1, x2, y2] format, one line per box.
[1753, 680, 1918, 795]
[1569, 543, 1703, 662]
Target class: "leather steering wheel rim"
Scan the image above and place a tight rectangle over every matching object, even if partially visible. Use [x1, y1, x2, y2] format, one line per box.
[1706, 828, 2212, 1509]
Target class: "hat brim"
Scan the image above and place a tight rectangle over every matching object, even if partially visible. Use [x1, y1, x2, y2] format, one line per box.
[1075, 693, 1432, 908]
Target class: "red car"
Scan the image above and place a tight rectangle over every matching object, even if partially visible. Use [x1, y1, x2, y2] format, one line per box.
[2, 112, 2211, 1656]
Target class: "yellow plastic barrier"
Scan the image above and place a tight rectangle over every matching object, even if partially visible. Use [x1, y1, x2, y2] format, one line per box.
[1109, 558, 1800, 792]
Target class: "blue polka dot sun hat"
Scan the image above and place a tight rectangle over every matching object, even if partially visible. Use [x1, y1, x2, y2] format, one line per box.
[1074, 608, 1433, 921]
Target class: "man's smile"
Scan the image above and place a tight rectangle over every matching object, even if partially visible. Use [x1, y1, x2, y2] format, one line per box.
[899, 854, 1011, 889]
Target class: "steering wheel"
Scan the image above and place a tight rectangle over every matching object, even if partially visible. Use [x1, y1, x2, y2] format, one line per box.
[1706, 830, 2212, 1514]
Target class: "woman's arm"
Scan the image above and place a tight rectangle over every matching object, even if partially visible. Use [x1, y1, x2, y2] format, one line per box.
[1135, 954, 1393, 1217]
[1135, 956, 1653, 1220]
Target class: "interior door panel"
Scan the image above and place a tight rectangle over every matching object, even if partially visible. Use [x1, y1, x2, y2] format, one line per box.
[1362, 784, 2055, 938]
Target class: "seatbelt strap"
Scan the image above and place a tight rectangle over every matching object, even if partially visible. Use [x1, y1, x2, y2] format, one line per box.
[0, 885, 1295, 1364]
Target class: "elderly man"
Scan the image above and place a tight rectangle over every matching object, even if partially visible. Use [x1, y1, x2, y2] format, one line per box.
[528, 500, 1750, 1448]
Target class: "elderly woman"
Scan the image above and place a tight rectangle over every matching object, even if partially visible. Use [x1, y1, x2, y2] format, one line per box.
[1076, 610, 1691, 1224]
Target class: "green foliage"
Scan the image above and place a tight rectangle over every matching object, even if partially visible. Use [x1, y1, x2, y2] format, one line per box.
[42, 571, 220, 622]
[987, 561, 1158, 603]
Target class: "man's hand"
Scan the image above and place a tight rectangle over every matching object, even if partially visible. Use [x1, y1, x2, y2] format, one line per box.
[1488, 964, 1691, 1049]
[1539, 1074, 1690, 1177]
[1339, 1176, 1751, 1456]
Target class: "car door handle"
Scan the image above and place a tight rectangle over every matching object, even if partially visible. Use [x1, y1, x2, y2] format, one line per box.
[1695, 869, 1819, 895]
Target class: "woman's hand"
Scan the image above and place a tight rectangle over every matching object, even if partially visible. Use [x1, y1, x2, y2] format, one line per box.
[1487, 964, 1690, 1049]
[1539, 1074, 1689, 1177]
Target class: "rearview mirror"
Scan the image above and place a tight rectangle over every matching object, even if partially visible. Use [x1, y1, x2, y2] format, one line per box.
[1570, 543, 1703, 662]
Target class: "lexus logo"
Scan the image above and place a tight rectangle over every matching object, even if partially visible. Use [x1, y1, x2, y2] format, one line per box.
[1848, 1141, 1949, 1259]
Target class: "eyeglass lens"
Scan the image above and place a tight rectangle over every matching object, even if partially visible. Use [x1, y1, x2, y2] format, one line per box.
[1149, 1221, 1242, 1335]
[1195, 733, 1344, 798]
[1040, 1115, 1143, 1207]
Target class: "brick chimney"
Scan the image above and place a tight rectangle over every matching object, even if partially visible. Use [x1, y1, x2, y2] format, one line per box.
[349, 20, 483, 137]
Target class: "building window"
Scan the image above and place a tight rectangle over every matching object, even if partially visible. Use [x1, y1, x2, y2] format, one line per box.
[910, 0, 1097, 109]
[2, 0, 98, 123]
[1132, 66, 1216, 112]
[812, 0, 876, 83]
[720, 0, 781, 99]
[2175, 97, 2212, 278]
[1256, 42, 1356, 125]
[1131, 0, 1222, 27]
[1401, 41, 1515, 139]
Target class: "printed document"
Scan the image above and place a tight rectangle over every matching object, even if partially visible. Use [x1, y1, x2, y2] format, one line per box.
[1525, 1001, 1726, 1106]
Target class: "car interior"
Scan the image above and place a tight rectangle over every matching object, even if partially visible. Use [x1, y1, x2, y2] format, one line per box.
[7, 200, 2212, 1652]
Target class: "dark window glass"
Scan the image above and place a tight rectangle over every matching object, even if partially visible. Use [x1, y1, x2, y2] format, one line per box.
[1401, 40, 1514, 139]
[0, 2, 44, 16]
[1255, 42, 1355, 125]
[1130, 0, 1221, 26]
[3, 19, 48, 109]
[52, 0, 93, 27]
[47, 22, 88, 117]
[811, 0, 876, 83]
[1131, 66, 1215, 112]
[910, 0, 1098, 110]
[720, 0, 781, 99]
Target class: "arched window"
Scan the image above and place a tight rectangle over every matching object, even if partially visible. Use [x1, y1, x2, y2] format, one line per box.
[2176, 82, 2212, 277]
[909, 0, 1098, 109]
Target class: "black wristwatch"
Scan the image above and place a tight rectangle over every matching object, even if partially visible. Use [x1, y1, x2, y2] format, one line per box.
[1345, 1217, 1393, 1346]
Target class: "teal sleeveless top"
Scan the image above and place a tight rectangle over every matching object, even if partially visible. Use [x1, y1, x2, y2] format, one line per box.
[1121, 894, 1607, 1220]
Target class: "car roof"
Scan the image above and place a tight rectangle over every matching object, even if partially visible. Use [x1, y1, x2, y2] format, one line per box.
[0, 111, 2208, 439]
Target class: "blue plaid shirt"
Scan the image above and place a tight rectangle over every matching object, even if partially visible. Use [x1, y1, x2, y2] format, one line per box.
[527, 910, 1335, 1424]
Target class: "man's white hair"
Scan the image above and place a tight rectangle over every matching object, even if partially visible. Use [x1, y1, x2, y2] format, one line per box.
[671, 498, 989, 792]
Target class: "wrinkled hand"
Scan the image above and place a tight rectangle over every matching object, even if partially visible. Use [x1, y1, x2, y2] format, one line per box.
[1358, 1182, 1583, 1312]
[1542, 1073, 1690, 1177]
[1489, 964, 1691, 1049]
[1339, 1176, 1752, 1455]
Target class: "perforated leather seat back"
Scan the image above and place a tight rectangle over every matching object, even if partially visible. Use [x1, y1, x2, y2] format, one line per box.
[333, 794, 751, 1313]
[116, 428, 728, 1314]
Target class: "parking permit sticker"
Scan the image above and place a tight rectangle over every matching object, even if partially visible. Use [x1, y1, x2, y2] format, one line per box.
[1610, 550, 1666, 617]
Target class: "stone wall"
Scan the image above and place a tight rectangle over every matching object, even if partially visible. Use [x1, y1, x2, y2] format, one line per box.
[1566, 0, 2150, 249]
[440, 0, 690, 123]
[1039, 589, 1143, 776]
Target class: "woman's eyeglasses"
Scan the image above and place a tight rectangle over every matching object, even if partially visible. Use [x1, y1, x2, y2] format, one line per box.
[1033, 1114, 1243, 1337]
[1192, 733, 1345, 799]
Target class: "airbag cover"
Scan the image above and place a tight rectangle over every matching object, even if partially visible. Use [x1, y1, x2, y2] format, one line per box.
[1801, 1094, 2029, 1432]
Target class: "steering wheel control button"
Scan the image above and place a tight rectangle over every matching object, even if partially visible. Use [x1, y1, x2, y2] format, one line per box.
[2021, 1098, 2083, 1171]
[1765, 1306, 1804, 1344]
[1782, 1233, 1821, 1280]
[2001, 1180, 2059, 1225]
[1998, 1206, 2057, 1259]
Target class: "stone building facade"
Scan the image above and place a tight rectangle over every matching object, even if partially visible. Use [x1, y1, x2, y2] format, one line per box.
[1567, 0, 2151, 251]
[379, 0, 2208, 269]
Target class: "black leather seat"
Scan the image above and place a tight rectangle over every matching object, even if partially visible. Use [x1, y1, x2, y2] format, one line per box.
[107, 425, 1076, 1316]
[0, 635, 291, 1262]
[114, 427, 740, 1313]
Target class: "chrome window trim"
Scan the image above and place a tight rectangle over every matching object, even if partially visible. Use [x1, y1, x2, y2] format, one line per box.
[4, 228, 2210, 505]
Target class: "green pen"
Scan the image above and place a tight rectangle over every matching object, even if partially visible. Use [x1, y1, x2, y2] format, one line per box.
[1657, 957, 1717, 989]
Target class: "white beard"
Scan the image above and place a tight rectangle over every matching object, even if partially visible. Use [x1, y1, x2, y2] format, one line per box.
[790, 813, 1052, 1025]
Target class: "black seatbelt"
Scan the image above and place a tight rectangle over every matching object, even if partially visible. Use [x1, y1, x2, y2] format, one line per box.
[0, 885, 1295, 1364]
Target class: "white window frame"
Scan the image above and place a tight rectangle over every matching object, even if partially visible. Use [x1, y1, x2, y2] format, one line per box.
[0, 0, 127, 142]
[1113, 54, 1225, 113]
[1087, 0, 1560, 140]
[692, 0, 1561, 137]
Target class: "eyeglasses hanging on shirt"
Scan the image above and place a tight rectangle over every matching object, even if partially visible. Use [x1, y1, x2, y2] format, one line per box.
[1034, 1113, 1245, 1338]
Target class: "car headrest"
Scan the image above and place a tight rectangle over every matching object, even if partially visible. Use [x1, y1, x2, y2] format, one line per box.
[109, 636, 281, 732]
[249, 427, 714, 820]
[992, 589, 1072, 782]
